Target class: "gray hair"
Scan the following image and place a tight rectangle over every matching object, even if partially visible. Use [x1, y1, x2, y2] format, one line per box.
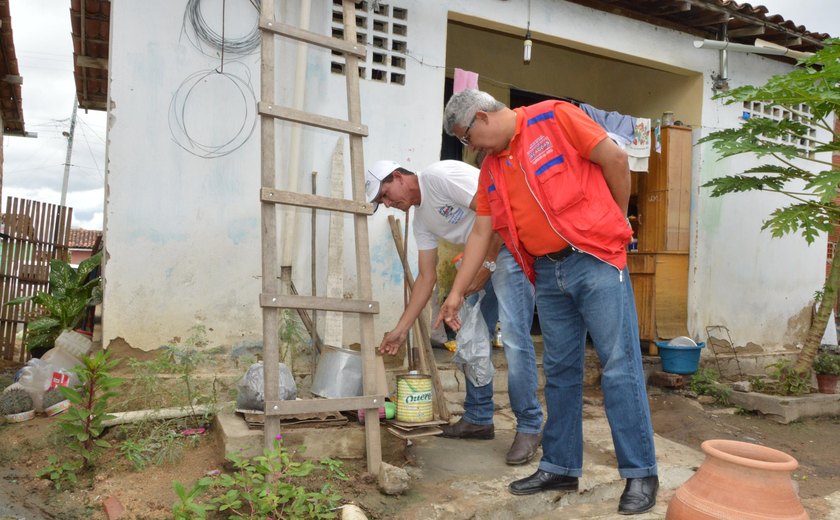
[443, 89, 505, 136]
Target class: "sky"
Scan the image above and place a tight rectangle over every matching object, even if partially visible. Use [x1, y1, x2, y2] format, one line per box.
[1, 1, 837, 233]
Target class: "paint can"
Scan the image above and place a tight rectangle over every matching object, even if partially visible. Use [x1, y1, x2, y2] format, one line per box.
[396, 372, 433, 423]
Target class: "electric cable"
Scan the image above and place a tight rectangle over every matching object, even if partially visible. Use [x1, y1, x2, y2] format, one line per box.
[168, 64, 258, 159]
[183, 0, 261, 57]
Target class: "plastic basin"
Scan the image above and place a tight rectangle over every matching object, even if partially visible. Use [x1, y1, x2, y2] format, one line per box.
[655, 341, 705, 374]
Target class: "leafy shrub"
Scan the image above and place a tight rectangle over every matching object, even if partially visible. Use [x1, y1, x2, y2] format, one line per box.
[689, 368, 731, 405]
[766, 359, 811, 396]
[172, 440, 346, 519]
[6, 252, 101, 351]
[813, 353, 840, 376]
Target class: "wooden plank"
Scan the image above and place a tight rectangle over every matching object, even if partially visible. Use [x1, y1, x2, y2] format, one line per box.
[260, 188, 373, 215]
[387, 216, 450, 421]
[264, 394, 385, 415]
[324, 139, 346, 348]
[258, 17, 367, 58]
[257, 102, 368, 137]
[260, 293, 379, 314]
[342, 0, 381, 475]
[259, 0, 282, 451]
[655, 253, 689, 339]
[386, 426, 443, 440]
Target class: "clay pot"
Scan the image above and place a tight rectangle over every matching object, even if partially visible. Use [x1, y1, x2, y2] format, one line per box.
[816, 373, 838, 394]
[666, 439, 808, 520]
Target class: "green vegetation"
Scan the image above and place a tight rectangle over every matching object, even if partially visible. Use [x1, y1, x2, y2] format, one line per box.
[813, 352, 840, 375]
[689, 368, 731, 405]
[0, 387, 34, 415]
[6, 252, 101, 351]
[56, 350, 123, 468]
[699, 39, 840, 375]
[172, 440, 346, 520]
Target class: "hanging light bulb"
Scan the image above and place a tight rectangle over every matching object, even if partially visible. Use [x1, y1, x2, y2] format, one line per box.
[524, 29, 532, 64]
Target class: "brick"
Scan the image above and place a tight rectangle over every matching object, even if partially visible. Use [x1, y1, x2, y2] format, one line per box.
[102, 496, 125, 520]
[649, 371, 685, 389]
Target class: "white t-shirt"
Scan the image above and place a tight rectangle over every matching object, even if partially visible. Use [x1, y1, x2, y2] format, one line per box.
[412, 160, 478, 250]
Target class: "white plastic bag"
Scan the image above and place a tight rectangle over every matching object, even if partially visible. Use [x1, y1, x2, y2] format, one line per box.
[453, 291, 495, 387]
[236, 362, 297, 410]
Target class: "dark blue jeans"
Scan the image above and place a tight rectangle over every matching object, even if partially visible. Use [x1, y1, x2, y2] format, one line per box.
[462, 247, 543, 433]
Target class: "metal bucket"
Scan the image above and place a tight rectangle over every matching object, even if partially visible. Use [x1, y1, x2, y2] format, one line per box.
[311, 345, 362, 398]
[396, 373, 433, 423]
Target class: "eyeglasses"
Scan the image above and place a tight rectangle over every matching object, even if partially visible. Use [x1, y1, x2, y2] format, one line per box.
[458, 115, 477, 146]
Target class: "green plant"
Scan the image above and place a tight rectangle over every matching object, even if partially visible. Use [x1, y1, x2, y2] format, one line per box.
[0, 387, 34, 415]
[118, 419, 197, 471]
[689, 368, 732, 405]
[121, 324, 220, 421]
[766, 359, 812, 396]
[813, 352, 840, 375]
[279, 309, 308, 364]
[58, 350, 123, 468]
[172, 440, 344, 519]
[42, 387, 67, 409]
[6, 252, 102, 351]
[36, 454, 80, 490]
[699, 40, 840, 375]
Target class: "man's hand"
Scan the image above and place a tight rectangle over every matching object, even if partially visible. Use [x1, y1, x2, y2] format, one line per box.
[435, 291, 465, 332]
[378, 328, 407, 356]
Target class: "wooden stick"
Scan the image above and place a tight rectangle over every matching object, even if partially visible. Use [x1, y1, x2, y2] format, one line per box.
[387, 215, 450, 421]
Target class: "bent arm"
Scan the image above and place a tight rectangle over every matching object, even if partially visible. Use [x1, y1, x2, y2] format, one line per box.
[379, 248, 437, 355]
[589, 136, 631, 215]
[437, 216, 493, 330]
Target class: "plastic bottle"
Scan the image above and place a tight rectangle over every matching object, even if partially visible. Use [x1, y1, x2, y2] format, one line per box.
[55, 330, 93, 359]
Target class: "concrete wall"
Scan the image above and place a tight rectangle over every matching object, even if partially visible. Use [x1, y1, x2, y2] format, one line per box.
[103, 0, 829, 352]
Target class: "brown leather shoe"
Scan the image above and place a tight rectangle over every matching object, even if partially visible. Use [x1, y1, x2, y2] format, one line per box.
[439, 418, 494, 439]
[505, 432, 542, 465]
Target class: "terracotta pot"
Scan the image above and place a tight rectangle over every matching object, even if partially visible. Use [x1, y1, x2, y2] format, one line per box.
[816, 373, 838, 394]
[666, 439, 808, 520]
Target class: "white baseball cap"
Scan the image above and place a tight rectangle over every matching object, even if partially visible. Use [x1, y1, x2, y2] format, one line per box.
[365, 160, 401, 211]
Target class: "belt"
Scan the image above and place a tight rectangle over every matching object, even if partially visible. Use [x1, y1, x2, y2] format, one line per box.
[540, 247, 574, 262]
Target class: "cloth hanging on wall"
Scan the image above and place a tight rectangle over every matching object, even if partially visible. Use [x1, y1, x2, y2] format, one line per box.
[579, 103, 652, 173]
[453, 68, 479, 93]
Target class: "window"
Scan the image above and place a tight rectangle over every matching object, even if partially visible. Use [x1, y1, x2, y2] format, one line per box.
[331, 3, 407, 86]
[742, 101, 819, 158]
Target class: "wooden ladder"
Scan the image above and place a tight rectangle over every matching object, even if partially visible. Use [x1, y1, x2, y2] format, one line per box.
[257, 0, 382, 473]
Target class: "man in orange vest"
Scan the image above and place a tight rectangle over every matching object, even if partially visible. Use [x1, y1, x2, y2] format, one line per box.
[437, 89, 658, 515]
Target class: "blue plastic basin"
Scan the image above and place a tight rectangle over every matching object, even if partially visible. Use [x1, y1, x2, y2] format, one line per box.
[655, 341, 705, 375]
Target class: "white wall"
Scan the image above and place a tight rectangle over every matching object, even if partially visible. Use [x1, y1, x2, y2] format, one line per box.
[103, 0, 827, 351]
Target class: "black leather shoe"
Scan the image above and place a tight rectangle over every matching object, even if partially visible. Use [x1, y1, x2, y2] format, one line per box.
[508, 470, 579, 496]
[439, 418, 494, 439]
[618, 476, 659, 515]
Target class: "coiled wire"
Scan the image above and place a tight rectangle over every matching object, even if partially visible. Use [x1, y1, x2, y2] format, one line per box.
[184, 0, 261, 56]
[168, 65, 258, 159]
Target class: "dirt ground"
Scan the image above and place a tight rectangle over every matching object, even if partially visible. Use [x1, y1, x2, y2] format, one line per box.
[1, 364, 839, 519]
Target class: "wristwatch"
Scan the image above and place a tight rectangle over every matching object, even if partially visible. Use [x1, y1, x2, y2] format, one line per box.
[482, 259, 497, 272]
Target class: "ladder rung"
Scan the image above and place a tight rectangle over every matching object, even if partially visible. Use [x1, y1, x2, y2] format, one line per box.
[261, 188, 374, 215]
[259, 17, 367, 59]
[261, 294, 379, 314]
[265, 395, 385, 415]
[258, 102, 368, 137]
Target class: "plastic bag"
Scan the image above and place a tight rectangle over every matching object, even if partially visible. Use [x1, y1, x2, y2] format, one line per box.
[453, 291, 495, 387]
[235, 362, 297, 410]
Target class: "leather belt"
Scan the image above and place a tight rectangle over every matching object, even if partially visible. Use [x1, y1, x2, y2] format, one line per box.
[540, 247, 574, 262]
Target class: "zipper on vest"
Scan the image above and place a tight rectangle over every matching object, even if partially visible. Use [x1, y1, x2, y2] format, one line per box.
[516, 160, 622, 274]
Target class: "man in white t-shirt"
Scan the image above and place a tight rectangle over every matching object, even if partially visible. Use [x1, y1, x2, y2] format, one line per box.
[366, 159, 543, 465]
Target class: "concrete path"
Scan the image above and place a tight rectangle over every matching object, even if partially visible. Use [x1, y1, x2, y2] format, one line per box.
[391, 401, 704, 520]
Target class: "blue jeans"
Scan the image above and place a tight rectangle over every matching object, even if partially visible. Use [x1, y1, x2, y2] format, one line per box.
[462, 247, 543, 433]
[534, 252, 657, 479]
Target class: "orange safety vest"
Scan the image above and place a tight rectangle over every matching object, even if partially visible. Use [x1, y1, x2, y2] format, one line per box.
[482, 100, 631, 282]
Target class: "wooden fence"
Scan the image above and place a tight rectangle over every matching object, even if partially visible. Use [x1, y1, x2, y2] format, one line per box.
[0, 197, 72, 361]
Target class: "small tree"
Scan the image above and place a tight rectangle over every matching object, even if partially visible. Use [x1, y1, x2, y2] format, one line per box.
[700, 39, 839, 374]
